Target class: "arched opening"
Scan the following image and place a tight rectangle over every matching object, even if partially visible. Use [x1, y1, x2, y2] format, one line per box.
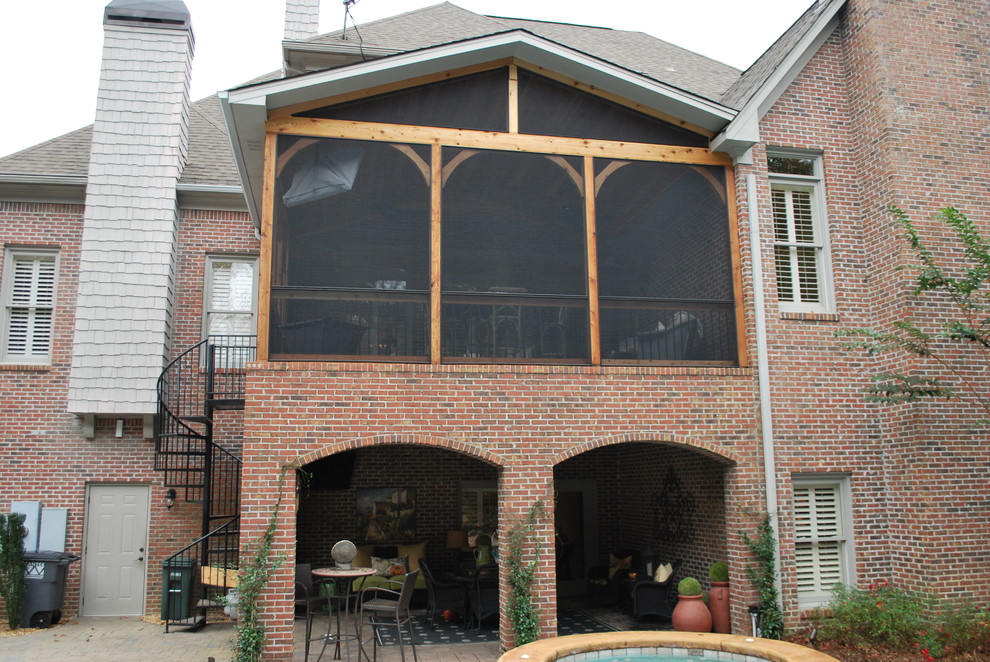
[292, 440, 504, 646]
[553, 439, 733, 632]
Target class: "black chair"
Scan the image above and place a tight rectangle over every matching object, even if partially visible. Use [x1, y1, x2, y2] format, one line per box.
[355, 569, 420, 662]
[419, 559, 468, 629]
[631, 560, 682, 621]
[294, 563, 327, 660]
[467, 563, 499, 630]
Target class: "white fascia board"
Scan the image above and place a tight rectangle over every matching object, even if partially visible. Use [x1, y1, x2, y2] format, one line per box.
[237, 32, 734, 126]
[225, 31, 737, 224]
[176, 183, 248, 211]
[219, 90, 267, 226]
[713, 0, 846, 162]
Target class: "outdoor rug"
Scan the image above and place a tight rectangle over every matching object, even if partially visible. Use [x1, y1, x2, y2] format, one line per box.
[373, 609, 616, 646]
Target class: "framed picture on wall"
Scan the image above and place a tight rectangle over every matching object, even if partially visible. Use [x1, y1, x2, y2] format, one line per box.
[355, 487, 416, 541]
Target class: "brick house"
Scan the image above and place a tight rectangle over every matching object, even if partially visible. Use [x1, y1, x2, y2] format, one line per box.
[0, 0, 987, 657]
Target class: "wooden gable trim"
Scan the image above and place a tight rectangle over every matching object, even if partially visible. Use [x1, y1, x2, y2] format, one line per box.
[267, 116, 731, 166]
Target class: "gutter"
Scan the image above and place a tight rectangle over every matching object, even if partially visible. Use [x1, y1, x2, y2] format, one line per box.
[746, 172, 784, 606]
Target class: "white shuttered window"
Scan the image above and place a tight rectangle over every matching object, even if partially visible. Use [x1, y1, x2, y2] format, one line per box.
[205, 256, 257, 337]
[793, 476, 852, 607]
[2, 250, 57, 363]
[768, 152, 833, 313]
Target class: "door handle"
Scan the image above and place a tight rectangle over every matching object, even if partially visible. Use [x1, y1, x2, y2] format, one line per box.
[136, 556, 144, 562]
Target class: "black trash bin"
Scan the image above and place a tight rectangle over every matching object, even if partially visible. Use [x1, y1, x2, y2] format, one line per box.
[160, 557, 196, 621]
[21, 551, 80, 629]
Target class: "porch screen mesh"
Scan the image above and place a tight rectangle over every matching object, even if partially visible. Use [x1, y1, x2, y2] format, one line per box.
[517, 69, 707, 147]
[595, 160, 736, 362]
[271, 136, 430, 359]
[441, 148, 589, 361]
[299, 68, 508, 132]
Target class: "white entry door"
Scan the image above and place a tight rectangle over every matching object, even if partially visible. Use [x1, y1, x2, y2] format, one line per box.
[82, 484, 150, 616]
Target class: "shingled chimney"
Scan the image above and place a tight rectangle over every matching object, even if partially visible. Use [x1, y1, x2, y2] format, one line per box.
[284, 0, 321, 42]
[68, 0, 194, 432]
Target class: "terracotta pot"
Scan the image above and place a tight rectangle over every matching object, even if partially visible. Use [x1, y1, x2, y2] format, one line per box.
[709, 581, 731, 634]
[672, 594, 712, 632]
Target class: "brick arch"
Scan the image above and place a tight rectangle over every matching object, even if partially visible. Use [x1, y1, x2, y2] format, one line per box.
[551, 432, 740, 466]
[290, 433, 509, 468]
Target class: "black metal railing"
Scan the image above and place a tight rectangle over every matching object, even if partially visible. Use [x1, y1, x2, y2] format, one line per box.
[155, 335, 256, 631]
[161, 517, 240, 632]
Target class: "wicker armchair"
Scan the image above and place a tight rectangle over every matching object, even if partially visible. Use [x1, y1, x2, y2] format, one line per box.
[630, 560, 681, 621]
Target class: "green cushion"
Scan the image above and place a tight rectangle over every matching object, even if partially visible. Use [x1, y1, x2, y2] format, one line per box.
[351, 573, 426, 593]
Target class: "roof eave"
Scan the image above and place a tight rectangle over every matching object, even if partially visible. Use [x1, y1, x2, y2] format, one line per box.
[224, 31, 737, 227]
[712, 0, 847, 164]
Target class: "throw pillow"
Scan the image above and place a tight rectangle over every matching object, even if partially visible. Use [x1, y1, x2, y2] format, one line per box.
[397, 541, 427, 573]
[352, 545, 373, 569]
[654, 562, 673, 583]
[372, 555, 408, 577]
[608, 553, 632, 579]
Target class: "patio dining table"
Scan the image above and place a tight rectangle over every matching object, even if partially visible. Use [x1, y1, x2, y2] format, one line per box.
[311, 566, 375, 661]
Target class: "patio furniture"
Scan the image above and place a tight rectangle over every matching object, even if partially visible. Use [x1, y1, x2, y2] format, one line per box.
[467, 563, 499, 630]
[630, 560, 681, 621]
[355, 569, 420, 662]
[419, 558, 468, 629]
[295, 563, 327, 660]
[312, 566, 375, 661]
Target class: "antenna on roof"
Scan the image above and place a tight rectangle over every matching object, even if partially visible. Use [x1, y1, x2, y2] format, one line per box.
[341, 0, 358, 40]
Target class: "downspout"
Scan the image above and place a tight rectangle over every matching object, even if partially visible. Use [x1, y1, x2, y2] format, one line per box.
[745, 171, 783, 606]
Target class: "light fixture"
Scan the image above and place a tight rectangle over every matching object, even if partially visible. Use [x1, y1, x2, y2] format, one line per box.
[166, 488, 176, 510]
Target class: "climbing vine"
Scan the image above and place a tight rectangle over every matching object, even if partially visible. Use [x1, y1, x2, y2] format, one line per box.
[741, 512, 783, 639]
[504, 499, 547, 647]
[231, 465, 305, 661]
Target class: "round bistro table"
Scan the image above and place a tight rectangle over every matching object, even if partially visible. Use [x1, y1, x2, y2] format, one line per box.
[311, 566, 375, 661]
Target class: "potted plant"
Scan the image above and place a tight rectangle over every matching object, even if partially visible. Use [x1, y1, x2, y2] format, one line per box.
[708, 561, 731, 633]
[672, 576, 712, 632]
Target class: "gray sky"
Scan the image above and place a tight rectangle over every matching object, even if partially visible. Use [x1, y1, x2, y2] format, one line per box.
[0, 0, 812, 158]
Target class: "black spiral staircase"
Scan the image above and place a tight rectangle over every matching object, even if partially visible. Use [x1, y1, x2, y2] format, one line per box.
[154, 335, 256, 631]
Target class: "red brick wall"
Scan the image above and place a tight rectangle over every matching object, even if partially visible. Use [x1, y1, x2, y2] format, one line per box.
[0, 203, 259, 624]
[238, 363, 761, 655]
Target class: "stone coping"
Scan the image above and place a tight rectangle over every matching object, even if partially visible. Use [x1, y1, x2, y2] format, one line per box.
[498, 632, 841, 662]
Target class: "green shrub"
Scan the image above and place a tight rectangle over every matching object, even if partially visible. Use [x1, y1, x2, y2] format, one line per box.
[809, 581, 990, 659]
[0, 513, 27, 629]
[939, 601, 990, 654]
[677, 577, 702, 596]
[812, 581, 934, 652]
[709, 561, 728, 583]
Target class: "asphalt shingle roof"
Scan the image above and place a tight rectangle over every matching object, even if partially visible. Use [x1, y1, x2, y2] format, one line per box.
[0, 1, 770, 186]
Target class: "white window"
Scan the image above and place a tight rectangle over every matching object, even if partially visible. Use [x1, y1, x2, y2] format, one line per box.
[768, 152, 833, 313]
[2, 249, 57, 364]
[793, 475, 853, 607]
[204, 256, 257, 338]
[460, 481, 497, 533]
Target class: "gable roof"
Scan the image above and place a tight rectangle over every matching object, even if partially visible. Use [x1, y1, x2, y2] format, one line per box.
[713, 0, 847, 161]
[302, 3, 740, 101]
[0, 1, 835, 199]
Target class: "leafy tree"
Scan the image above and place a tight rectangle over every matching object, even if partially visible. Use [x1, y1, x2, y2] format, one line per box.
[838, 206, 990, 426]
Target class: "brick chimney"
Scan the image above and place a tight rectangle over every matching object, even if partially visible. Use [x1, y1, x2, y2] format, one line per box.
[68, 0, 194, 431]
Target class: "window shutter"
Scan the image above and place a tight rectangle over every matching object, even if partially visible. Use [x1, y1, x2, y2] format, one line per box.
[208, 260, 255, 336]
[771, 187, 821, 305]
[6, 256, 55, 358]
[794, 484, 843, 595]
